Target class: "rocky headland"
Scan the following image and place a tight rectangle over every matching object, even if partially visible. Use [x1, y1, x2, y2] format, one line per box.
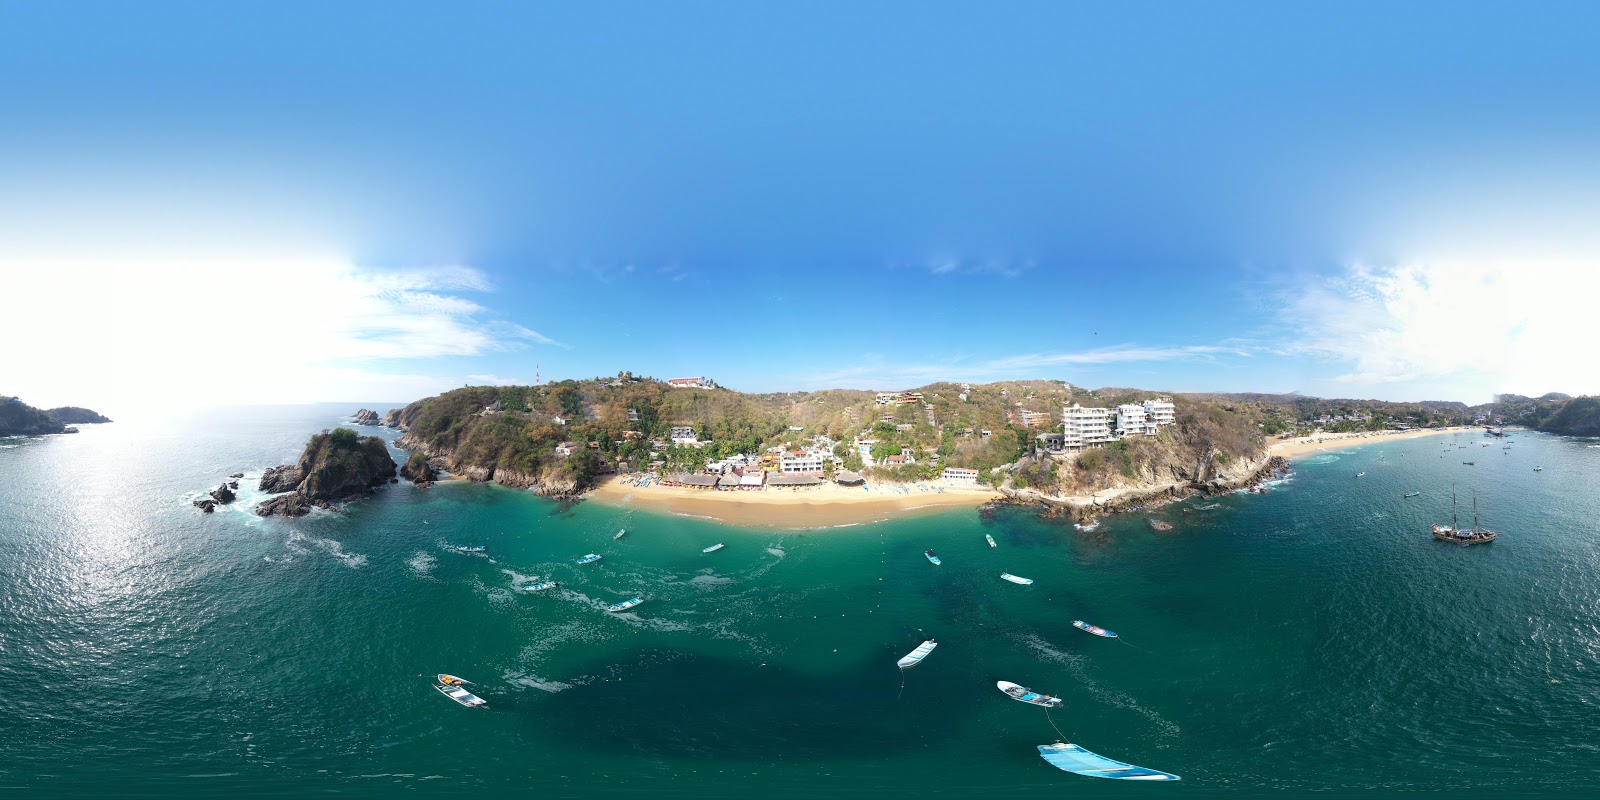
[1, 396, 112, 436]
[253, 428, 397, 517]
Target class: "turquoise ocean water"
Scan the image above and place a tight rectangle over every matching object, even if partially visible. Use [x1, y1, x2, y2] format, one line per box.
[4, 405, 1600, 797]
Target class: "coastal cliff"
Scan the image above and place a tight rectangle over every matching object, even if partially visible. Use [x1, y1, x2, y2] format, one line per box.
[997, 403, 1283, 522]
[255, 428, 397, 517]
[1, 396, 111, 436]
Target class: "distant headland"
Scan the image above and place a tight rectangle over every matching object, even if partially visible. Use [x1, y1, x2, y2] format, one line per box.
[0, 396, 111, 437]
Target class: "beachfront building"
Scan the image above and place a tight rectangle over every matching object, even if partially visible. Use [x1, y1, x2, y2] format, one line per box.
[1143, 398, 1176, 427]
[670, 426, 697, 444]
[739, 471, 766, 490]
[941, 467, 979, 484]
[834, 470, 865, 486]
[780, 452, 826, 475]
[1061, 404, 1114, 450]
[1116, 404, 1154, 437]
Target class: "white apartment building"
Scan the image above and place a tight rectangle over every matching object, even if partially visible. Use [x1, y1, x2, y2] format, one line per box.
[1061, 404, 1114, 449]
[780, 452, 825, 475]
[1116, 404, 1155, 437]
[670, 426, 697, 444]
[941, 467, 979, 483]
[1143, 398, 1176, 427]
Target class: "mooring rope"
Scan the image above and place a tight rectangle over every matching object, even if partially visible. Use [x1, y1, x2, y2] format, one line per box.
[1045, 707, 1066, 740]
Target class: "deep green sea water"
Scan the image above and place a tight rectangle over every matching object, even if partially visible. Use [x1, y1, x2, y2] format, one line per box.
[4, 405, 1600, 798]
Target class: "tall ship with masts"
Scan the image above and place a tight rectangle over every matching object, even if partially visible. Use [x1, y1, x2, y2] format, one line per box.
[1431, 484, 1496, 544]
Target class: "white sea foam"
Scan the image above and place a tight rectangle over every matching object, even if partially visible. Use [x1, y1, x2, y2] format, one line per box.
[766, 546, 786, 558]
[689, 573, 737, 589]
[408, 551, 437, 576]
[501, 670, 579, 693]
[287, 530, 367, 568]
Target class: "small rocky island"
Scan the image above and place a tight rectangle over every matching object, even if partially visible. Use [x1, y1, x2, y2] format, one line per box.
[0, 396, 113, 436]
[254, 427, 397, 517]
[351, 408, 382, 426]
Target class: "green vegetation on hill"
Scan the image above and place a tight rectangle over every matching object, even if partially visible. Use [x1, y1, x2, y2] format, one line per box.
[1506, 395, 1600, 436]
[1, 396, 65, 436]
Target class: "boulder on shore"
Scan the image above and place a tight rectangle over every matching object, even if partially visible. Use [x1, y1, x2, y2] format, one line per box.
[254, 428, 397, 517]
[400, 451, 438, 488]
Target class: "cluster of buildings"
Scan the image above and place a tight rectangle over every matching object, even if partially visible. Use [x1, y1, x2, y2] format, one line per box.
[668, 376, 715, 389]
[1038, 399, 1177, 452]
[875, 391, 924, 406]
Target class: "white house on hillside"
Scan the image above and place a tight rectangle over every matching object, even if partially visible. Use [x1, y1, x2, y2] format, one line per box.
[1062, 404, 1114, 450]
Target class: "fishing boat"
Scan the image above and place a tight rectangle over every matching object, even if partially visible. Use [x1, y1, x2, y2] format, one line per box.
[985, 534, 997, 548]
[1462, 461, 1475, 466]
[1405, 491, 1421, 498]
[1072, 620, 1117, 638]
[434, 674, 487, 708]
[1356, 472, 1366, 477]
[519, 581, 559, 592]
[1000, 573, 1033, 585]
[454, 545, 487, 553]
[576, 553, 602, 564]
[702, 543, 725, 553]
[614, 529, 627, 540]
[1534, 466, 1544, 471]
[1431, 485, 1497, 544]
[924, 549, 941, 565]
[897, 639, 938, 669]
[1036, 742, 1179, 781]
[996, 680, 1063, 707]
[607, 596, 645, 612]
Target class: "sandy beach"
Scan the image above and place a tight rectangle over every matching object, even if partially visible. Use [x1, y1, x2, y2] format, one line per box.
[588, 475, 1000, 529]
[1269, 426, 1478, 460]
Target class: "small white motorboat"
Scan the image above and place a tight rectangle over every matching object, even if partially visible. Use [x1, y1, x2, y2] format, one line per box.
[519, 581, 559, 592]
[986, 534, 997, 548]
[702, 543, 725, 553]
[607, 596, 645, 612]
[1000, 573, 1033, 585]
[614, 529, 627, 540]
[997, 680, 1062, 707]
[897, 639, 937, 669]
[435, 674, 487, 708]
[576, 553, 602, 564]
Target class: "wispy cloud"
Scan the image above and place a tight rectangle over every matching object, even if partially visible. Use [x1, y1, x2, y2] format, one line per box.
[989, 344, 1251, 370]
[893, 257, 1038, 278]
[467, 374, 523, 386]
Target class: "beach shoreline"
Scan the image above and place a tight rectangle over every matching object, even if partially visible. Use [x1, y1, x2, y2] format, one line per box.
[1269, 426, 1478, 460]
[587, 474, 1000, 529]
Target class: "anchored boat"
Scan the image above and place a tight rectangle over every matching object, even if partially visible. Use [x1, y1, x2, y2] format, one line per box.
[1000, 573, 1033, 585]
[614, 529, 627, 540]
[576, 553, 602, 564]
[607, 596, 645, 612]
[1037, 742, 1179, 781]
[1405, 491, 1421, 498]
[897, 639, 937, 669]
[702, 543, 725, 553]
[986, 534, 997, 548]
[997, 680, 1062, 707]
[924, 549, 941, 565]
[1431, 485, 1497, 544]
[1072, 620, 1117, 638]
[454, 545, 486, 552]
[435, 674, 487, 708]
[519, 581, 559, 592]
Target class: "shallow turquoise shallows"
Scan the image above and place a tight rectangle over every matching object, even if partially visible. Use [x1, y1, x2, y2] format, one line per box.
[4, 407, 1600, 797]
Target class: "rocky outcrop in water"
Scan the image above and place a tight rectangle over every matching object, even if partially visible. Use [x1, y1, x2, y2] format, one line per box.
[352, 408, 382, 426]
[209, 483, 236, 504]
[383, 408, 405, 428]
[193, 499, 217, 513]
[255, 428, 397, 517]
[400, 451, 438, 488]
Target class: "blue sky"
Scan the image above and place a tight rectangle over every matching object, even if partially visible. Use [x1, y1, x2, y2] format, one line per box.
[5, 1, 1600, 412]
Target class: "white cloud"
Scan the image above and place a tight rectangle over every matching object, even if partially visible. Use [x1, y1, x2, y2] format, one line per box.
[1282, 260, 1600, 398]
[897, 257, 1037, 278]
[989, 344, 1250, 370]
[0, 254, 560, 412]
[467, 374, 523, 386]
